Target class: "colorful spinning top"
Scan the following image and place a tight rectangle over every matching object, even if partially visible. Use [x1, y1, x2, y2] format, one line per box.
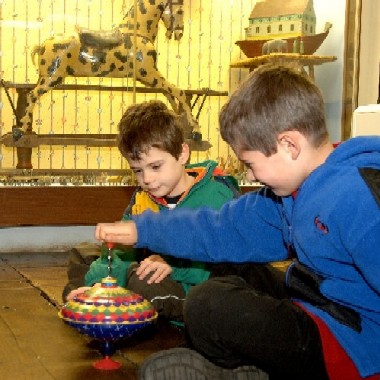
[59, 243, 157, 370]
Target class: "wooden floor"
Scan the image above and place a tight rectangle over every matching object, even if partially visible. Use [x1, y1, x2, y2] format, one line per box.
[0, 251, 184, 380]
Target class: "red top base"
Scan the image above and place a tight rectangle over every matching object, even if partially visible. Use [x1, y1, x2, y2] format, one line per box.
[93, 356, 121, 370]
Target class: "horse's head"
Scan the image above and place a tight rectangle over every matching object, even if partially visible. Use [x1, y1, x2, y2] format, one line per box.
[162, 0, 184, 41]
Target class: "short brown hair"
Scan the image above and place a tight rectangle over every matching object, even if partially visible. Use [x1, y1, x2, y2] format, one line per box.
[117, 100, 185, 160]
[219, 64, 328, 156]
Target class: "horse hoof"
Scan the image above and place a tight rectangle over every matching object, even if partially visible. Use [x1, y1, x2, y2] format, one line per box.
[12, 127, 24, 141]
[191, 131, 202, 142]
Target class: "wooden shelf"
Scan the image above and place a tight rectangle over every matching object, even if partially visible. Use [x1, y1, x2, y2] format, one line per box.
[230, 53, 337, 68]
[0, 81, 226, 166]
[230, 53, 337, 80]
[2, 81, 228, 97]
[0, 132, 212, 151]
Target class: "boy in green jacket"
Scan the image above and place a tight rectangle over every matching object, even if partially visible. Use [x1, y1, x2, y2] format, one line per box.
[65, 100, 239, 323]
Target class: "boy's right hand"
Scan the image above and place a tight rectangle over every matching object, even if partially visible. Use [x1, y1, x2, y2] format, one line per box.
[95, 221, 138, 246]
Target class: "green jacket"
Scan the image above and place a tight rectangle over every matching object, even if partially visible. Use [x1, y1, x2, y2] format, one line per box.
[85, 160, 240, 293]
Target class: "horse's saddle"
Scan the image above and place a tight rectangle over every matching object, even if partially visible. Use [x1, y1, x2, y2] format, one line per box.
[77, 27, 123, 48]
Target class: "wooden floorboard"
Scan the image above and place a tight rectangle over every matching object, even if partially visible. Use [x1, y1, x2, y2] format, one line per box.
[0, 253, 184, 380]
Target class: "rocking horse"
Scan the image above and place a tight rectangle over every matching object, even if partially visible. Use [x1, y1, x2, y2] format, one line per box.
[13, 0, 201, 142]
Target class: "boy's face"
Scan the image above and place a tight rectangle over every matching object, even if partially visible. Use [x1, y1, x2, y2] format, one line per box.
[128, 146, 189, 198]
[237, 144, 304, 196]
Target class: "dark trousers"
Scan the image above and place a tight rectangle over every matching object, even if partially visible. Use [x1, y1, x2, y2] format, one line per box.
[184, 264, 329, 380]
[127, 264, 186, 322]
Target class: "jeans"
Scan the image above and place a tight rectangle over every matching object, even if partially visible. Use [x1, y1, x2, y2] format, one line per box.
[184, 264, 329, 380]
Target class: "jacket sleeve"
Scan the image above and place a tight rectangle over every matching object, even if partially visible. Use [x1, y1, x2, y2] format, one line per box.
[133, 189, 288, 263]
[118, 188, 159, 260]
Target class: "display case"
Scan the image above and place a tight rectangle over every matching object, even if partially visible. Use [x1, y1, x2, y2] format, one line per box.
[0, 0, 361, 226]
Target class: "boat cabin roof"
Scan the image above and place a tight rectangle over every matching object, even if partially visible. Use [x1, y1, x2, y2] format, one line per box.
[250, 0, 313, 19]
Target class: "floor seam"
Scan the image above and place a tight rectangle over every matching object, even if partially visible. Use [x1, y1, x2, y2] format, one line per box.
[0, 256, 60, 309]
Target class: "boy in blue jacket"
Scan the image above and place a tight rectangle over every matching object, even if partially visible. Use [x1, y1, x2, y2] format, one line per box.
[65, 100, 239, 323]
[94, 65, 380, 380]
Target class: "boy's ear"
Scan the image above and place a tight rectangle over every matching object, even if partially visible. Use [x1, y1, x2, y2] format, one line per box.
[277, 132, 301, 160]
[179, 143, 191, 164]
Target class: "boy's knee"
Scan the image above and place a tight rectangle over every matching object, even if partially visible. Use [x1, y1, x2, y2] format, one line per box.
[184, 276, 250, 322]
[184, 279, 223, 320]
[126, 262, 145, 294]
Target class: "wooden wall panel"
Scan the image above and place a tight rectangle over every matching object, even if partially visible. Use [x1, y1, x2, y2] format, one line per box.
[0, 186, 256, 226]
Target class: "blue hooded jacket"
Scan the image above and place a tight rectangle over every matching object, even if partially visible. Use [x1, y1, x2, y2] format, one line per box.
[133, 136, 380, 377]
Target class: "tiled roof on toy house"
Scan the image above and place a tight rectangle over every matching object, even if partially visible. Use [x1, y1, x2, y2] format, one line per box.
[250, 0, 312, 19]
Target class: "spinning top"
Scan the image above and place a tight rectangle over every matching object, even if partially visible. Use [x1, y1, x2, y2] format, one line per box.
[59, 245, 157, 370]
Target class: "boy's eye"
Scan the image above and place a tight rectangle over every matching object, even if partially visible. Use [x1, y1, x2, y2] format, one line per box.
[133, 169, 142, 174]
[151, 164, 161, 170]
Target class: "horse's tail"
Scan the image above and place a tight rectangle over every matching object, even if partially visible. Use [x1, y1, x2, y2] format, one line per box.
[31, 45, 43, 66]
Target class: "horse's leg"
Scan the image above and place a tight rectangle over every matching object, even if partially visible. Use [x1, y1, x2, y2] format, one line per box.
[161, 91, 180, 115]
[16, 75, 63, 138]
[138, 72, 201, 140]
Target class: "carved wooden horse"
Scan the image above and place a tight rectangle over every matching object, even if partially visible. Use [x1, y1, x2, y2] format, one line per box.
[15, 0, 200, 141]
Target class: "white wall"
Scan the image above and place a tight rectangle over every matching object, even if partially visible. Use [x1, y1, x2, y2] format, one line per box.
[0, 226, 97, 252]
[313, 0, 347, 143]
[358, 0, 380, 105]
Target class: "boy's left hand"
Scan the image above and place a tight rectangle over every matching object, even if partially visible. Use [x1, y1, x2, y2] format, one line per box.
[65, 283, 100, 301]
[136, 255, 172, 284]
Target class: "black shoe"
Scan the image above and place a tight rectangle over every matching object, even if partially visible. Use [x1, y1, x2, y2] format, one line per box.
[139, 347, 269, 380]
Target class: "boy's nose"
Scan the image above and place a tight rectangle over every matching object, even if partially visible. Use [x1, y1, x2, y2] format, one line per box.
[142, 171, 153, 184]
[246, 169, 256, 182]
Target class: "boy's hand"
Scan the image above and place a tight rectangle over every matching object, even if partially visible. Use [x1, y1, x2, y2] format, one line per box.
[66, 282, 101, 301]
[65, 284, 99, 301]
[136, 255, 172, 284]
[95, 221, 138, 245]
